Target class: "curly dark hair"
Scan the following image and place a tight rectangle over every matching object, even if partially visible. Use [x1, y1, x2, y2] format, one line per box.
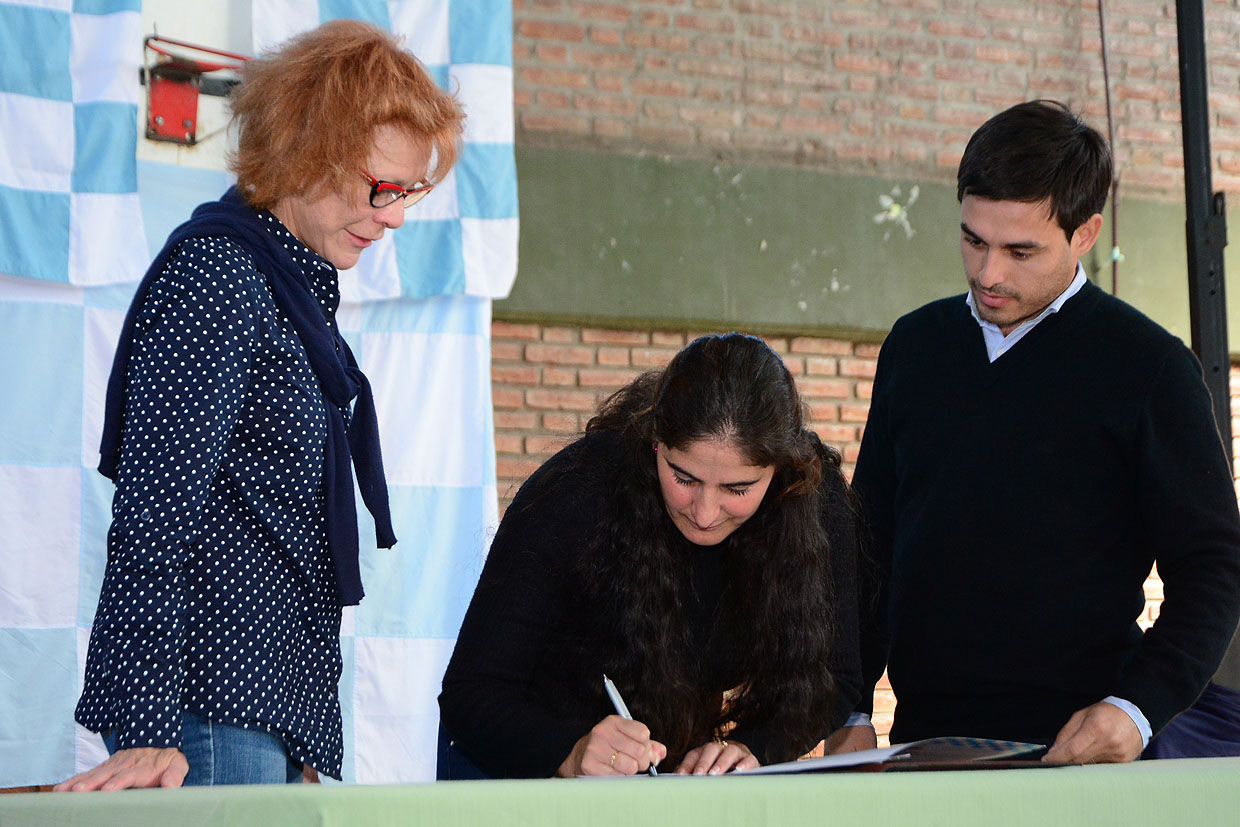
[578, 332, 843, 762]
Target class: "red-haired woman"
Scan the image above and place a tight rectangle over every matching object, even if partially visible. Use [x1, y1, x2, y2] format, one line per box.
[57, 20, 463, 790]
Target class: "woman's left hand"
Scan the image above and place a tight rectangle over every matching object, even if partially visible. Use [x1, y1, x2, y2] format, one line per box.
[52, 747, 187, 791]
[674, 739, 759, 775]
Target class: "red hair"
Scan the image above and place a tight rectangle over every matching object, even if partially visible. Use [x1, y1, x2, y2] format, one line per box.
[228, 19, 464, 210]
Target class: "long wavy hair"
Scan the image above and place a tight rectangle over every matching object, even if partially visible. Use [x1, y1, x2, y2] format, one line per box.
[579, 332, 842, 762]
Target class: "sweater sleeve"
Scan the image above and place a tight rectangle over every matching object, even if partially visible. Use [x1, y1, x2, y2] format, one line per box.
[438, 440, 604, 778]
[76, 239, 258, 749]
[846, 333, 900, 720]
[1117, 343, 1240, 734]
[823, 472, 865, 733]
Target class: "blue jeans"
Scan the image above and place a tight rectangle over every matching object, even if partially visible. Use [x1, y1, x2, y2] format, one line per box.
[436, 723, 494, 780]
[104, 711, 303, 785]
[1143, 683, 1240, 759]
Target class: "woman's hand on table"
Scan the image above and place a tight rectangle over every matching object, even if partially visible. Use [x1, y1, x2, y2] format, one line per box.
[53, 747, 188, 791]
[557, 715, 667, 776]
[675, 739, 758, 775]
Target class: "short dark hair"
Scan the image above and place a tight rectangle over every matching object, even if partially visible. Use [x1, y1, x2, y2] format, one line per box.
[956, 100, 1112, 239]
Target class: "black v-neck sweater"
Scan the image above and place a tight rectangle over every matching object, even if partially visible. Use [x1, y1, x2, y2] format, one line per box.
[852, 281, 1240, 744]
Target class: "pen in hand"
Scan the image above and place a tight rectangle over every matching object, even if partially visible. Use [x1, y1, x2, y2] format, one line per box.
[603, 674, 658, 776]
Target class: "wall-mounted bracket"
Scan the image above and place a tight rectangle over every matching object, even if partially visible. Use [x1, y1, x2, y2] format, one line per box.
[141, 34, 248, 146]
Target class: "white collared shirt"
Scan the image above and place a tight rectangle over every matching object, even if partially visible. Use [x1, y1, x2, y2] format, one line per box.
[965, 262, 1087, 362]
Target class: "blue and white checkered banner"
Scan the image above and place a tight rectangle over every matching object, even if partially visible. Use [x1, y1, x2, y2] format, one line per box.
[0, 0, 148, 285]
[0, 0, 514, 786]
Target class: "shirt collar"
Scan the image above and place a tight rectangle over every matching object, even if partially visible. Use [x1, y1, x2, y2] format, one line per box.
[965, 261, 1086, 333]
[965, 262, 1087, 361]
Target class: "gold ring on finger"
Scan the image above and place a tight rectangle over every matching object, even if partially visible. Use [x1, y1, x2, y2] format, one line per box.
[609, 752, 618, 768]
[717, 740, 728, 750]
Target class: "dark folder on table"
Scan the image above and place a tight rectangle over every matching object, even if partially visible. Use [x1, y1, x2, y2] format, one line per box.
[735, 736, 1052, 775]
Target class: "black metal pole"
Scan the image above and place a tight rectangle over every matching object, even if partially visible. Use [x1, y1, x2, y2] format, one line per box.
[1177, 0, 1239, 692]
[1177, 0, 1231, 461]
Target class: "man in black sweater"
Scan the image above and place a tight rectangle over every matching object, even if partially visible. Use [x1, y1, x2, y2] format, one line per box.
[832, 100, 1240, 763]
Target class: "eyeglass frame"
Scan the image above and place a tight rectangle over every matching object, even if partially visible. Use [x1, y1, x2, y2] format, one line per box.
[362, 169, 434, 209]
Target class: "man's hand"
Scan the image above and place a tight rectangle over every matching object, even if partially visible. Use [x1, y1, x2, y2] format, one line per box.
[823, 725, 878, 754]
[1043, 702, 1143, 764]
[53, 747, 188, 791]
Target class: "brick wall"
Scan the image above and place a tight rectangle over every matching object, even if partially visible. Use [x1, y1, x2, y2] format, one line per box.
[490, 319, 1240, 743]
[493, 321, 877, 503]
[514, 0, 1240, 198]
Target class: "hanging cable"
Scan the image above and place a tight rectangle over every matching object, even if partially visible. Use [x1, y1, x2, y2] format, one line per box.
[1098, 0, 1122, 294]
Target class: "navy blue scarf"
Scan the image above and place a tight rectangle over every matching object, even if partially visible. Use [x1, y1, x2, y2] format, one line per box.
[99, 187, 396, 606]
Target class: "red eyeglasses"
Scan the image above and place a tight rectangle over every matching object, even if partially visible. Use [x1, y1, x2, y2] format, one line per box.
[362, 170, 434, 209]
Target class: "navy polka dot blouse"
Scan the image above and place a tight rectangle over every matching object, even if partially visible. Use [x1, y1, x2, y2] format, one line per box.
[76, 212, 350, 778]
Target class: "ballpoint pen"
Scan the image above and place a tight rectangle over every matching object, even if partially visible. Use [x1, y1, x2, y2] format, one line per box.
[603, 674, 658, 776]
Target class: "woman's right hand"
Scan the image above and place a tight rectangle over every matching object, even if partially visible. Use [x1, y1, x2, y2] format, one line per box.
[53, 747, 188, 791]
[557, 715, 667, 777]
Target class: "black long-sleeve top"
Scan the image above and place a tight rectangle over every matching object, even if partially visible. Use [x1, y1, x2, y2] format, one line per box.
[439, 431, 862, 777]
[75, 212, 348, 778]
[851, 282, 1240, 744]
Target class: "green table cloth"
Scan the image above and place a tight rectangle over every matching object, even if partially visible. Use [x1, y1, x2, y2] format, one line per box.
[3, 758, 1238, 827]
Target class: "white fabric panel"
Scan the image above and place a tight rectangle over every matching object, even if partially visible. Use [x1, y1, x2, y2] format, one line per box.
[69, 193, 150, 286]
[386, 0, 451, 66]
[410, 166, 461, 222]
[249, 0, 319, 54]
[453, 64, 516, 145]
[0, 465, 81, 627]
[461, 217, 519, 298]
[351, 636, 455, 783]
[340, 604, 356, 638]
[70, 9, 142, 105]
[366, 331, 489, 487]
[0, 92, 73, 192]
[347, 234, 402, 303]
[335, 298, 364, 334]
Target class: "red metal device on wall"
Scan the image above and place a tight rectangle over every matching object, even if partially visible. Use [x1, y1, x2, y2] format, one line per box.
[143, 35, 249, 146]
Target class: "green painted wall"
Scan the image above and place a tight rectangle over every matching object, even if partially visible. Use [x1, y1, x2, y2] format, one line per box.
[503, 146, 1240, 347]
